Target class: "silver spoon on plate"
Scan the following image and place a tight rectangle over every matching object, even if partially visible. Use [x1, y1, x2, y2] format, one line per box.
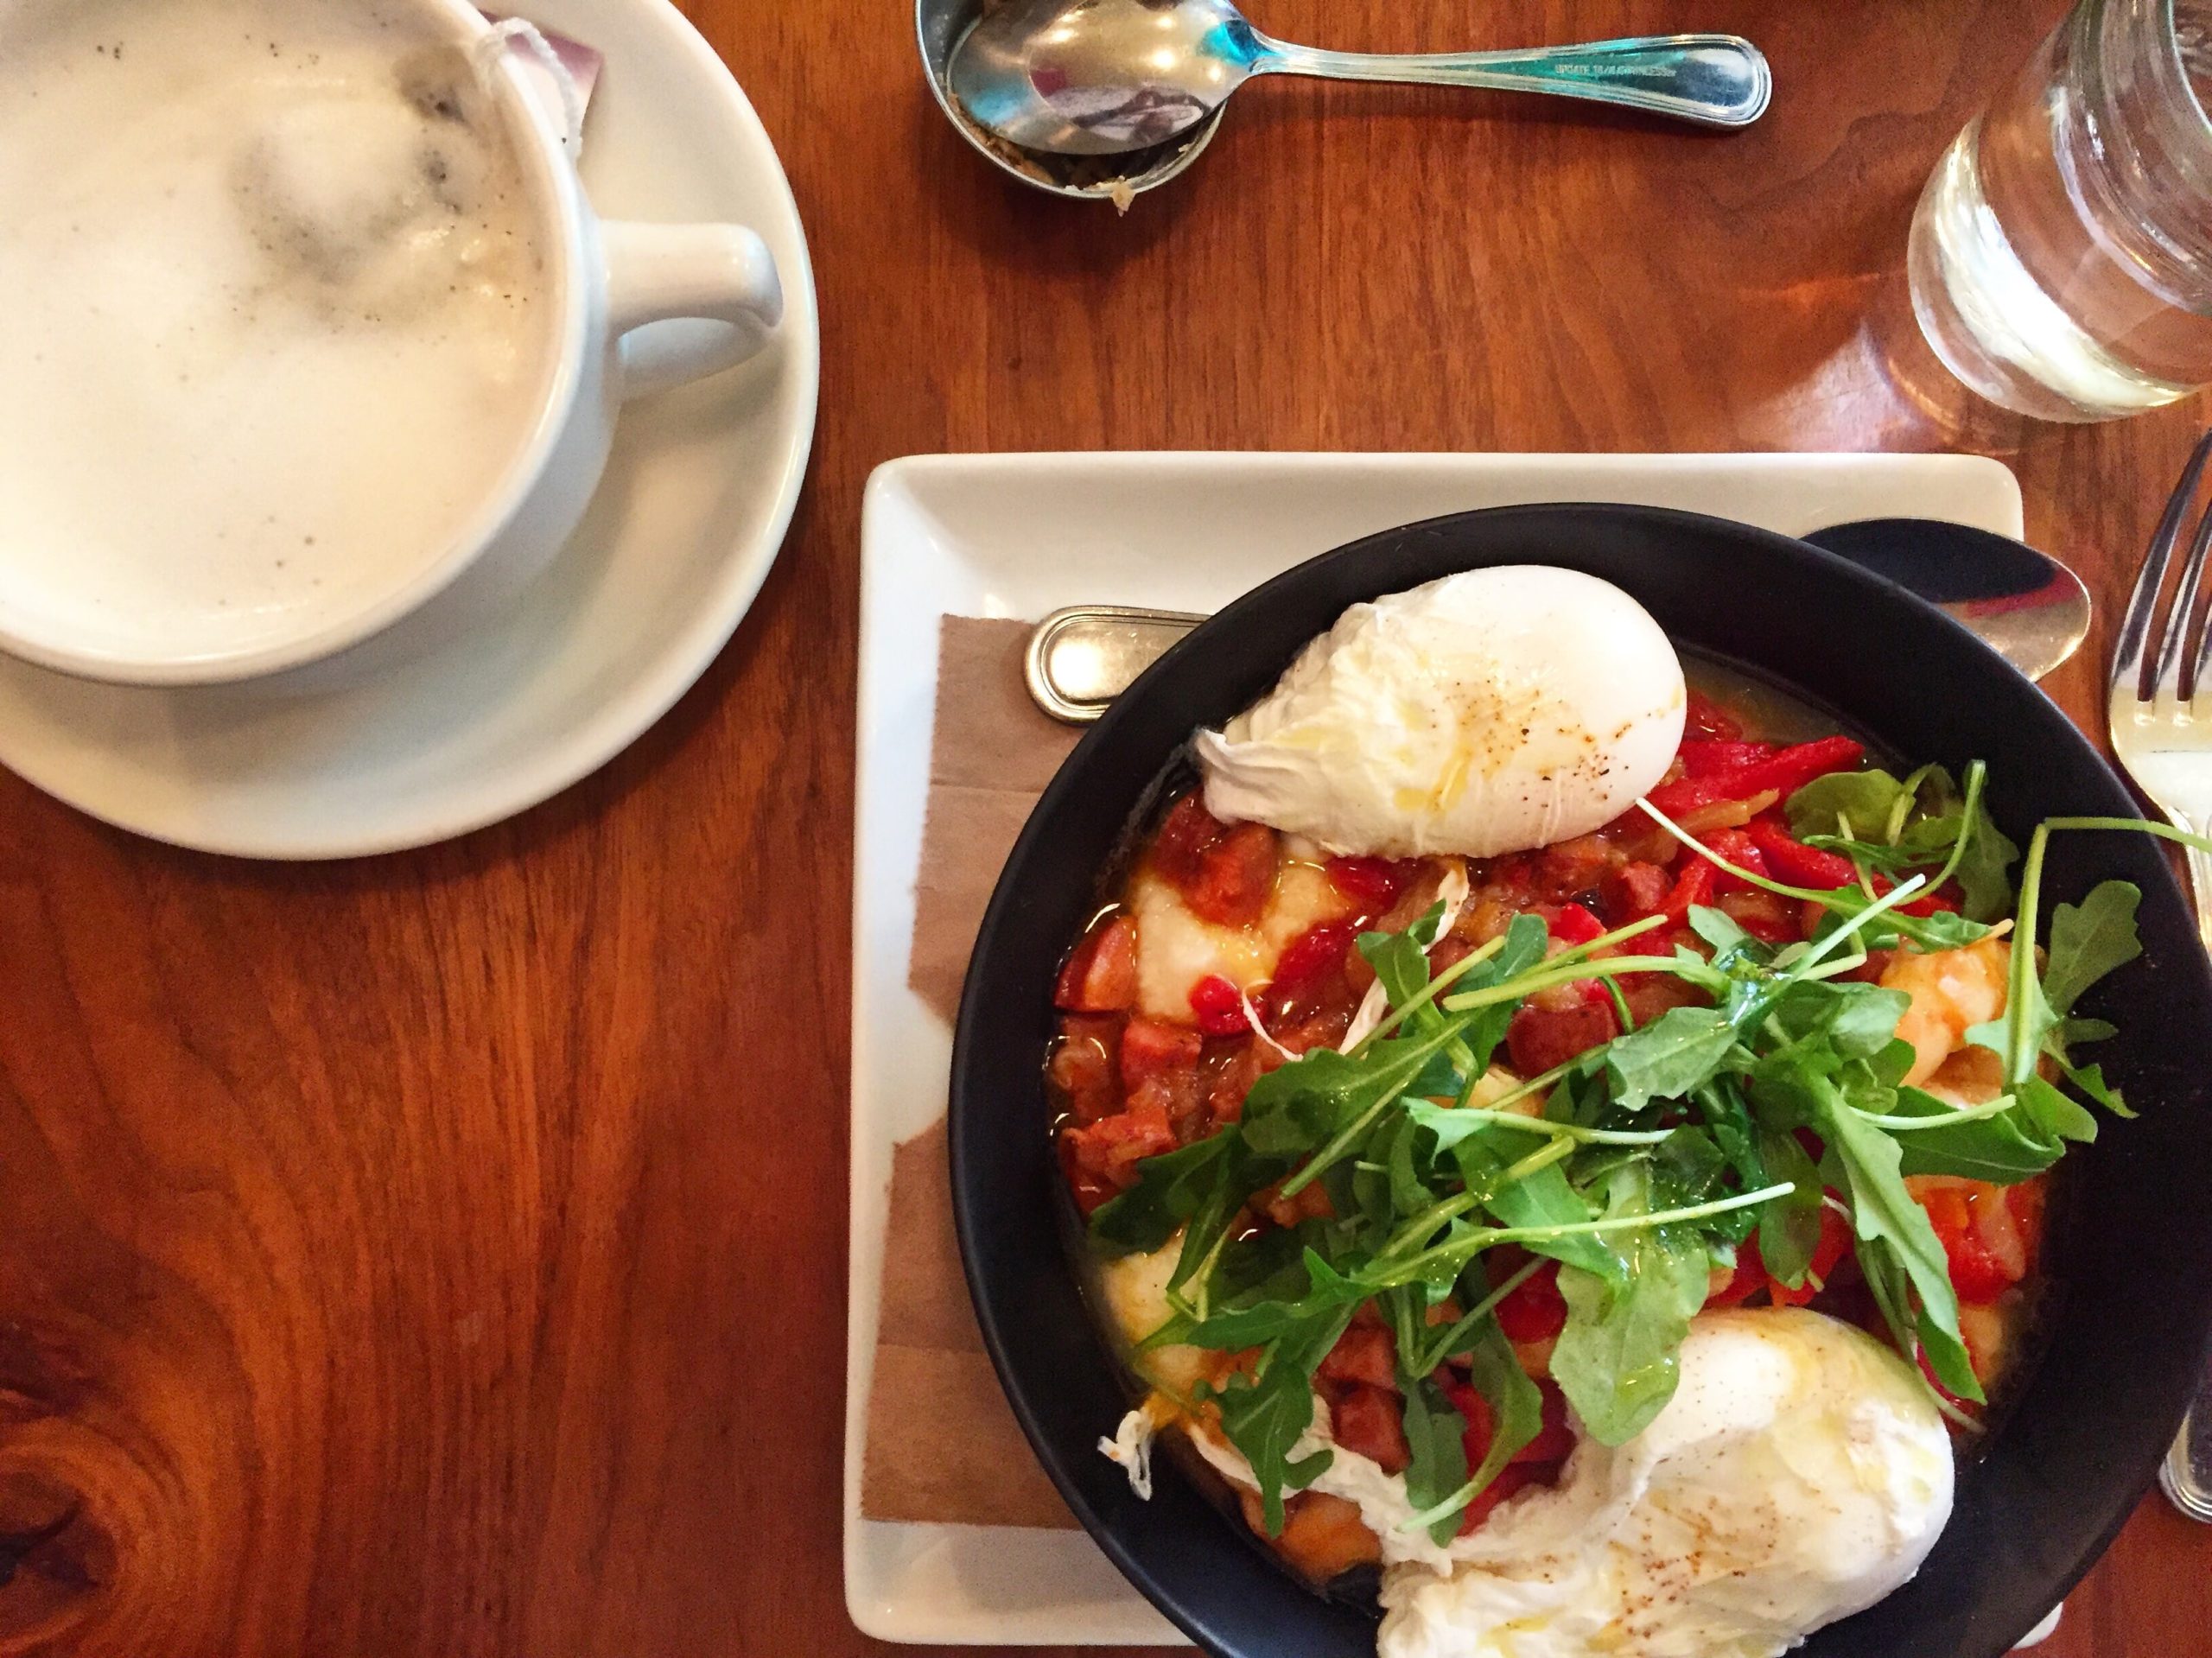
[1025, 520, 2094, 721]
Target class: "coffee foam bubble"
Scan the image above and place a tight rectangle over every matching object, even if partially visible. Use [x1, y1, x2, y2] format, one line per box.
[229, 46, 533, 326]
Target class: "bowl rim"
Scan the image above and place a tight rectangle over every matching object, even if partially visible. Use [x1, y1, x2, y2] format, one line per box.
[949, 501, 2212, 1658]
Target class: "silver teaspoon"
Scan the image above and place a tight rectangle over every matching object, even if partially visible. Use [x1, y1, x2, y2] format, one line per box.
[949, 0, 1771, 159]
[1025, 521, 2094, 722]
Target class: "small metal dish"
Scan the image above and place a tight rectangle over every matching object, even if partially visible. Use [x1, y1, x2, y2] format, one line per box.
[917, 0, 1225, 202]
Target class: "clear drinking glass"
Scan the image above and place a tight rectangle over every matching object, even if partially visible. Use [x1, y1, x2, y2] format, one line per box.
[1909, 0, 2212, 422]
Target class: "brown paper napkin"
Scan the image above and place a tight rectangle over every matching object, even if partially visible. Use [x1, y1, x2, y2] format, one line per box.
[861, 617, 1081, 1528]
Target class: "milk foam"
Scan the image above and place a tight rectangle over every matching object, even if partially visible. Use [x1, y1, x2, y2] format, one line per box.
[0, 0, 556, 664]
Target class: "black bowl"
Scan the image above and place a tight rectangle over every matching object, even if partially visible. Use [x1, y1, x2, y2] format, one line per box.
[949, 504, 2212, 1658]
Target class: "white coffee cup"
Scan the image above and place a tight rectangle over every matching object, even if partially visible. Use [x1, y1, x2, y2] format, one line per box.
[0, 0, 783, 688]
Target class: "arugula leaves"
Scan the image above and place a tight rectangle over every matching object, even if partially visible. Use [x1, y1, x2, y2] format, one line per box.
[1605, 1007, 1738, 1112]
[1551, 1166, 1714, 1443]
[1085, 767, 2181, 1530]
[1406, 1319, 1541, 1539]
[1755, 1125, 1826, 1286]
[1886, 1087, 2067, 1183]
[1201, 1304, 1354, 1533]
[1399, 1374, 1471, 1544]
[1090, 1134, 1236, 1256]
[1813, 1083, 1985, 1404]
[1789, 770, 1916, 845]
[2043, 882, 2144, 1018]
[1788, 761, 2020, 921]
[1950, 807, 2024, 924]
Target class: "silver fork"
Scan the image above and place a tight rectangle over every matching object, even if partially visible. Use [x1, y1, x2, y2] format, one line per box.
[2109, 427, 2212, 1523]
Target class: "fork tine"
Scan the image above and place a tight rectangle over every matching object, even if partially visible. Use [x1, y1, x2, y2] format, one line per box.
[2116, 427, 2212, 703]
[2194, 561, 2212, 704]
[2160, 490, 2212, 702]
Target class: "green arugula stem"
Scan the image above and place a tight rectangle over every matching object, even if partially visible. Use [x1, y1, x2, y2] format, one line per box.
[1406, 1257, 1544, 1377]
[1427, 912, 1673, 1019]
[1637, 797, 1961, 950]
[1370, 1101, 1599, 1273]
[1853, 1095, 2017, 1130]
[1459, 1056, 1576, 1113]
[1550, 911, 1672, 962]
[1925, 760, 1990, 897]
[1168, 1213, 1241, 1323]
[1636, 799, 1842, 903]
[1381, 1190, 1482, 1261]
[2037, 816, 2212, 854]
[1363, 1182, 1794, 1291]
[1441, 955, 1687, 1013]
[1497, 1134, 1579, 1186]
[1276, 1018, 1477, 1199]
[1447, 1109, 1674, 1147]
[1997, 814, 2212, 1084]
[1886, 765, 1940, 845]
[1349, 932, 1505, 1056]
[1793, 950, 1871, 982]
[1489, 1180, 1793, 1242]
[2005, 826, 2050, 1083]
[1405, 1464, 1501, 1533]
[1791, 872, 1928, 975]
[1603, 977, 1637, 1032]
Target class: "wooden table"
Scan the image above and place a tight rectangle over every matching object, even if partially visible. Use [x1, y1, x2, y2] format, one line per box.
[2, 1, 2207, 1654]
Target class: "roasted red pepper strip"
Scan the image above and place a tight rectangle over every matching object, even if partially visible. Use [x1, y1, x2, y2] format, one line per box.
[1733, 736, 1867, 797]
[1746, 816, 1859, 889]
[1706, 1248, 1766, 1308]
[1745, 817, 1966, 915]
[1700, 829, 1769, 893]
[1643, 776, 1732, 817]
[1887, 880, 1962, 919]
[1658, 860, 1716, 922]
[1513, 1382, 1576, 1464]
[1537, 902, 1605, 948]
[1648, 738, 1867, 819]
[1677, 740, 1776, 778]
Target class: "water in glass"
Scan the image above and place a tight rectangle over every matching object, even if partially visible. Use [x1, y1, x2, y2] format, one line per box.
[1910, 0, 2212, 422]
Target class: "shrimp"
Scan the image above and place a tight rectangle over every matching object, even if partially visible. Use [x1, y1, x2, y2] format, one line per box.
[1879, 936, 2012, 1087]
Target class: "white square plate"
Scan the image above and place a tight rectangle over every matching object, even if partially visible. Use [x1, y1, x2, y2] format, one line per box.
[848, 452, 2024, 1645]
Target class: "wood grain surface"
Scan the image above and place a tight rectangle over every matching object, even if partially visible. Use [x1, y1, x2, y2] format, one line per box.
[2, 1, 2208, 1655]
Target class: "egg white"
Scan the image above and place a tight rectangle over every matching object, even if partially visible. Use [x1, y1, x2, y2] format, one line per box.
[1196, 568, 1687, 858]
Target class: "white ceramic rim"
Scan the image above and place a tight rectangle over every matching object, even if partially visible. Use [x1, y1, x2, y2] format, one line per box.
[0, 0, 591, 687]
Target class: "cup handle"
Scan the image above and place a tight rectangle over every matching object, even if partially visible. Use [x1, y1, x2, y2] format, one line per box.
[601, 220, 785, 400]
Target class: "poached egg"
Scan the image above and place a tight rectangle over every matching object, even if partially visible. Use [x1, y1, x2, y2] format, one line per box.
[1376, 1308, 1955, 1658]
[1195, 568, 1686, 858]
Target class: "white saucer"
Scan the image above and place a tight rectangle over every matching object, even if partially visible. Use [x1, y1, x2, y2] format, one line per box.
[0, 0, 818, 860]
